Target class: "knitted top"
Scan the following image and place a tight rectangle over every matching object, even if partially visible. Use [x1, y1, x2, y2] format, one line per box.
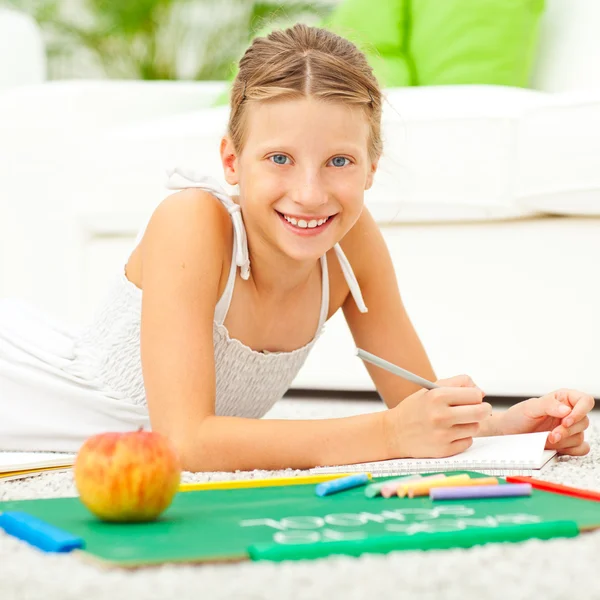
[70, 169, 368, 418]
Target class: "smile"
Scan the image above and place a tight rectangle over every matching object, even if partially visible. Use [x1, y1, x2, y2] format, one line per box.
[281, 213, 330, 229]
[275, 210, 336, 235]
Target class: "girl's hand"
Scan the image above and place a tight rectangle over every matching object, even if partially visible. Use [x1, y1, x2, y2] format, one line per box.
[385, 375, 492, 459]
[498, 389, 595, 456]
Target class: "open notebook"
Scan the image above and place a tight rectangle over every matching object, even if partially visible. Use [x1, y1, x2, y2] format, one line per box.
[310, 432, 557, 477]
[0, 452, 77, 482]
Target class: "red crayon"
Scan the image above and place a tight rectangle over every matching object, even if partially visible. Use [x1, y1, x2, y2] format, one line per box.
[507, 476, 600, 502]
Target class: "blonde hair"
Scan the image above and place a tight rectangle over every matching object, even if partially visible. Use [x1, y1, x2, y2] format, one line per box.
[228, 23, 383, 165]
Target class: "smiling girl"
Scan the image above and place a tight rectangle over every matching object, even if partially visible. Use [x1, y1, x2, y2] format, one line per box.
[0, 24, 593, 470]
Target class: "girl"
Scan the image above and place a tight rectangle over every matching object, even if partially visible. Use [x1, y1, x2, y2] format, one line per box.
[0, 24, 594, 471]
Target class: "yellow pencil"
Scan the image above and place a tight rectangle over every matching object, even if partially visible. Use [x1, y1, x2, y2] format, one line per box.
[398, 474, 472, 498]
[178, 473, 367, 492]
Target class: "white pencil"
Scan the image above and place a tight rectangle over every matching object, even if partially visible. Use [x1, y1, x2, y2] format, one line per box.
[356, 348, 439, 390]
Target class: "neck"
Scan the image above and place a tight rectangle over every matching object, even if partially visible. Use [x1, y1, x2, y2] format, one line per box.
[230, 193, 323, 298]
[246, 236, 321, 300]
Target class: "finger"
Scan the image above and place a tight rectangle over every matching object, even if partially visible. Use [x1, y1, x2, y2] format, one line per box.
[449, 402, 493, 425]
[557, 388, 596, 410]
[524, 394, 572, 420]
[449, 423, 481, 439]
[440, 387, 485, 407]
[549, 416, 590, 444]
[551, 431, 585, 450]
[558, 389, 596, 428]
[446, 436, 474, 456]
[436, 374, 476, 387]
[435, 374, 485, 397]
[557, 441, 590, 457]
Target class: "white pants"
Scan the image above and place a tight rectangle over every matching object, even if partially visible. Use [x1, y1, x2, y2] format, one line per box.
[0, 298, 150, 453]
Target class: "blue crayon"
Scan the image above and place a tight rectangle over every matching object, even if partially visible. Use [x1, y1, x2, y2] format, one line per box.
[315, 473, 371, 497]
[0, 511, 84, 553]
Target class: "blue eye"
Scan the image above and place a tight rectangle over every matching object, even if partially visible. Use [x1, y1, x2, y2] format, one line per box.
[269, 155, 351, 167]
[270, 154, 289, 165]
[330, 156, 350, 168]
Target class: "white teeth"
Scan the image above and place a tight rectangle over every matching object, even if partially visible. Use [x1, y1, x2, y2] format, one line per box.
[282, 214, 330, 229]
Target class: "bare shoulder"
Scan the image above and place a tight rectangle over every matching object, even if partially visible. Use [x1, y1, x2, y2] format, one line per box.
[144, 188, 232, 252]
[138, 188, 233, 291]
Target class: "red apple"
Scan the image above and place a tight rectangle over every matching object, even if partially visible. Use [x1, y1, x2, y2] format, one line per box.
[74, 428, 182, 523]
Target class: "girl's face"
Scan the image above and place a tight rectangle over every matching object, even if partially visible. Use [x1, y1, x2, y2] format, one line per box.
[220, 97, 378, 263]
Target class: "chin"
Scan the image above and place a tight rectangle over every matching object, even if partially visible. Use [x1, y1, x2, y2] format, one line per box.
[278, 239, 331, 263]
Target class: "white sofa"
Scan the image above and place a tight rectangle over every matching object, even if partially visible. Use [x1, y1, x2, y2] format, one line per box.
[0, 0, 599, 400]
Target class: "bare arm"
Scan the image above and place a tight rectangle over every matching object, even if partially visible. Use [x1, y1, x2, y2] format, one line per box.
[341, 207, 437, 408]
[139, 191, 393, 471]
[183, 412, 390, 471]
[341, 207, 498, 440]
[140, 189, 222, 445]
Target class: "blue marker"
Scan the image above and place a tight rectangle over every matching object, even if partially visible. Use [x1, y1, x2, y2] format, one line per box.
[315, 473, 371, 497]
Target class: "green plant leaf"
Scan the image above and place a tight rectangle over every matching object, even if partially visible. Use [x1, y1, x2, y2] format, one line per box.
[4, 0, 335, 80]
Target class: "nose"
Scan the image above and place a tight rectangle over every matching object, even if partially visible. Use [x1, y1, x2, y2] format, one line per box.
[291, 172, 328, 211]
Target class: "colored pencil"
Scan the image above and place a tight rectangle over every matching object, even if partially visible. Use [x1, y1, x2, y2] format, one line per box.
[356, 348, 439, 390]
[506, 476, 600, 502]
[178, 473, 364, 492]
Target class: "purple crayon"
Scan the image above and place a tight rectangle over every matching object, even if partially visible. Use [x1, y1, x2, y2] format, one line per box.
[430, 483, 532, 501]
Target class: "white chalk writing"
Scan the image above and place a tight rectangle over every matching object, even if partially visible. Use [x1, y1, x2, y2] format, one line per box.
[239, 506, 542, 545]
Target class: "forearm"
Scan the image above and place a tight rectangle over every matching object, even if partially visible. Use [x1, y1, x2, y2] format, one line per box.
[177, 411, 391, 472]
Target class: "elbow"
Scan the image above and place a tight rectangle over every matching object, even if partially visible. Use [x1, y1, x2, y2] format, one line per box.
[170, 437, 197, 473]
[163, 418, 214, 473]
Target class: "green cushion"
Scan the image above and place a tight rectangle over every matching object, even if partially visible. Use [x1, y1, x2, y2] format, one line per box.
[410, 0, 546, 87]
[322, 0, 412, 88]
[323, 0, 545, 88]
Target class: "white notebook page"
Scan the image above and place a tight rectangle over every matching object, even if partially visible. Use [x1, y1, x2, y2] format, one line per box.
[310, 432, 557, 476]
[0, 452, 76, 473]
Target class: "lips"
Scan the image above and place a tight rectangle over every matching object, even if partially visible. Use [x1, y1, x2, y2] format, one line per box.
[275, 210, 336, 236]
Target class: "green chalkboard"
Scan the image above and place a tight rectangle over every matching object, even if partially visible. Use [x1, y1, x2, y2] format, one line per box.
[1, 471, 598, 567]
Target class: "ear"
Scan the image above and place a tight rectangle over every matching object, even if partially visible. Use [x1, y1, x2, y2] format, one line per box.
[220, 136, 240, 186]
[365, 157, 380, 190]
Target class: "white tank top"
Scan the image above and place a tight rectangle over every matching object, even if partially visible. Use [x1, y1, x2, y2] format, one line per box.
[70, 170, 368, 419]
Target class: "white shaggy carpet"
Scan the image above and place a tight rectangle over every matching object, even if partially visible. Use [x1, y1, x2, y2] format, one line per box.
[2, 397, 600, 600]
